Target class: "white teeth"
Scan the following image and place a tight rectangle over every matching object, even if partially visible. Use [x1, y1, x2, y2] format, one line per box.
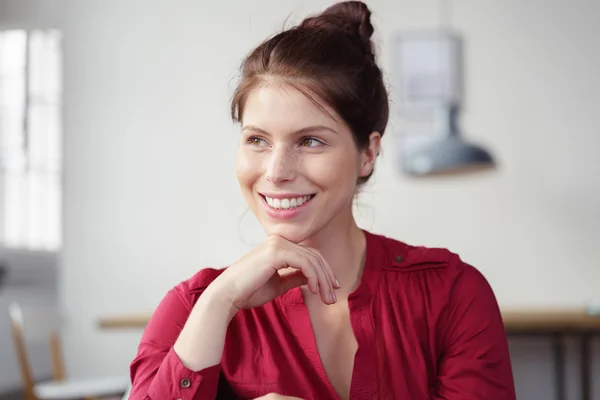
[264, 195, 313, 210]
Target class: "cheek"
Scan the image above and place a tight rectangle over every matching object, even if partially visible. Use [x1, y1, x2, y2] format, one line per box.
[306, 150, 359, 190]
[235, 151, 262, 189]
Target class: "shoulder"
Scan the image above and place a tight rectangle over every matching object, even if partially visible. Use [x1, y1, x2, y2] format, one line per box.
[368, 231, 502, 329]
[368, 230, 461, 271]
[367, 230, 492, 295]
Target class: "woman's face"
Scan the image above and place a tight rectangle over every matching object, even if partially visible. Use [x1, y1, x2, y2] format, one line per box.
[235, 83, 379, 243]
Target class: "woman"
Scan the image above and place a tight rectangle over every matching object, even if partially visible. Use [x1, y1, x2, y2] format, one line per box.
[129, 2, 516, 399]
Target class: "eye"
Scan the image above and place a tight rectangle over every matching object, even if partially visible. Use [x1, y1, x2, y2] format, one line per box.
[299, 137, 324, 147]
[247, 136, 267, 146]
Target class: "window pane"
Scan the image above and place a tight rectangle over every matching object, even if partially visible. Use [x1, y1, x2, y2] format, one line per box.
[46, 173, 61, 250]
[0, 30, 26, 172]
[0, 29, 62, 250]
[0, 104, 26, 170]
[0, 30, 27, 73]
[4, 170, 26, 247]
[29, 30, 61, 104]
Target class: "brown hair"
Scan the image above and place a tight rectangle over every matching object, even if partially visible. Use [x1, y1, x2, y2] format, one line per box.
[230, 1, 389, 184]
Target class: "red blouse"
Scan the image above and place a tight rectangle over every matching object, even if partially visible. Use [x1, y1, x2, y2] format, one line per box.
[129, 231, 516, 400]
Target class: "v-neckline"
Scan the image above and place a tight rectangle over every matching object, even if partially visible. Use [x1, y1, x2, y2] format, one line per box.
[285, 294, 341, 399]
[280, 230, 381, 400]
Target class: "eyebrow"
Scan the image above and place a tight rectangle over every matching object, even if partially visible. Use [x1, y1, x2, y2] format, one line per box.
[241, 125, 338, 136]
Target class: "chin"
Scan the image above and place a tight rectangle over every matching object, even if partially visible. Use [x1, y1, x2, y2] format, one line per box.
[262, 223, 315, 244]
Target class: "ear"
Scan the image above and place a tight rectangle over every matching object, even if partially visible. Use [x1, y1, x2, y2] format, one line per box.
[358, 132, 381, 178]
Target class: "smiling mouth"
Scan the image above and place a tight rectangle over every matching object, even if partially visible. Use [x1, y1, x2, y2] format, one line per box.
[261, 194, 316, 210]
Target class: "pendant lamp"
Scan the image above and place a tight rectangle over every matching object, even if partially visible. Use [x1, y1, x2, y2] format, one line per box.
[404, 105, 495, 176]
[393, 11, 497, 177]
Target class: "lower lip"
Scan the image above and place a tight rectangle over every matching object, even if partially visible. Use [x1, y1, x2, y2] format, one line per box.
[261, 195, 315, 220]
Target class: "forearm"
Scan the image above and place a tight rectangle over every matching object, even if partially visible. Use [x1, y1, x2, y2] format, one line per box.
[174, 284, 237, 371]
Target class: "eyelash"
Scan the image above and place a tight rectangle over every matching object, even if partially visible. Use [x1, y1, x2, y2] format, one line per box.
[246, 136, 266, 146]
[299, 137, 325, 147]
[246, 136, 325, 148]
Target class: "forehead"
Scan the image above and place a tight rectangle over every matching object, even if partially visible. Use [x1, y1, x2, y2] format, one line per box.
[242, 83, 342, 132]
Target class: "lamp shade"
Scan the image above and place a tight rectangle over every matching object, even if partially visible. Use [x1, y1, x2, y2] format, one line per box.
[403, 105, 496, 176]
[405, 135, 495, 176]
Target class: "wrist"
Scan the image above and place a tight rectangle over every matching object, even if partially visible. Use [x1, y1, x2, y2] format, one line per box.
[201, 282, 239, 321]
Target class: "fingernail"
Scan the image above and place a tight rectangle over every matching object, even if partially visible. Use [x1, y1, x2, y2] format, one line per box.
[332, 292, 337, 303]
[335, 279, 340, 288]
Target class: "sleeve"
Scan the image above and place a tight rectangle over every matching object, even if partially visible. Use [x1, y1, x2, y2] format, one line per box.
[128, 281, 221, 400]
[430, 260, 516, 400]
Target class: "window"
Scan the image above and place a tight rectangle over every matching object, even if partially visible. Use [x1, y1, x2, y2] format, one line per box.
[0, 30, 62, 250]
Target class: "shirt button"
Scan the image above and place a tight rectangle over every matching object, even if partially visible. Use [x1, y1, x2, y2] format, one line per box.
[180, 378, 191, 388]
[395, 255, 404, 262]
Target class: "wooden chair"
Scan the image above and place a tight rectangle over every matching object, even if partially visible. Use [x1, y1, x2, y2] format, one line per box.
[121, 385, 131, 400]
[9, 302, 129, 400]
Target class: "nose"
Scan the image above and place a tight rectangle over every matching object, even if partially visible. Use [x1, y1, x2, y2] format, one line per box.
[265, 145, 297, 184]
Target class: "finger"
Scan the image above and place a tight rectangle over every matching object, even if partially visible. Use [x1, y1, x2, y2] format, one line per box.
[278, 251, 319, 295]
[278, 270, 308, 294]
[282, 251, 334, 304]
[303, 247, 339, 289]
[301, 250, 336, 304]
[301, 252, 335, 305]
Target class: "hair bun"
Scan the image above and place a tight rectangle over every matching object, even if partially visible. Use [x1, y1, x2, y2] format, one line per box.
[300, 1, 374, 54]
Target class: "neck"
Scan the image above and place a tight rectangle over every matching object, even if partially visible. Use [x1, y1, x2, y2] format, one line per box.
[300, 205, 366, 297]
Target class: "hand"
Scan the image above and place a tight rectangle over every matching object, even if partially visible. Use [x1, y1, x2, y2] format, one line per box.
[210, 235, 340, 310]
[254, 394, 304, 400]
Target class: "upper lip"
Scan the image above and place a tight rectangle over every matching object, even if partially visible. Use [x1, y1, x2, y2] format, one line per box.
[260, 193, 315, 199]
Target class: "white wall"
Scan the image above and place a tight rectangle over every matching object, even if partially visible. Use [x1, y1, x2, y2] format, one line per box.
[1, 0, 599, 398]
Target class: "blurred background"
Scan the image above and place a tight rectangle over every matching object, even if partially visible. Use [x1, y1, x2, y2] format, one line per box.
[0, 0, 599, 399]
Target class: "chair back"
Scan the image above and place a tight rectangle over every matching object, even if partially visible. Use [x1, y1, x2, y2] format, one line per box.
[121, 384, 131, 400]
[8, 302, 66, 400]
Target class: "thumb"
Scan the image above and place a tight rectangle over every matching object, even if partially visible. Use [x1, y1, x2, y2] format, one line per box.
[278, 270, 308, 294]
